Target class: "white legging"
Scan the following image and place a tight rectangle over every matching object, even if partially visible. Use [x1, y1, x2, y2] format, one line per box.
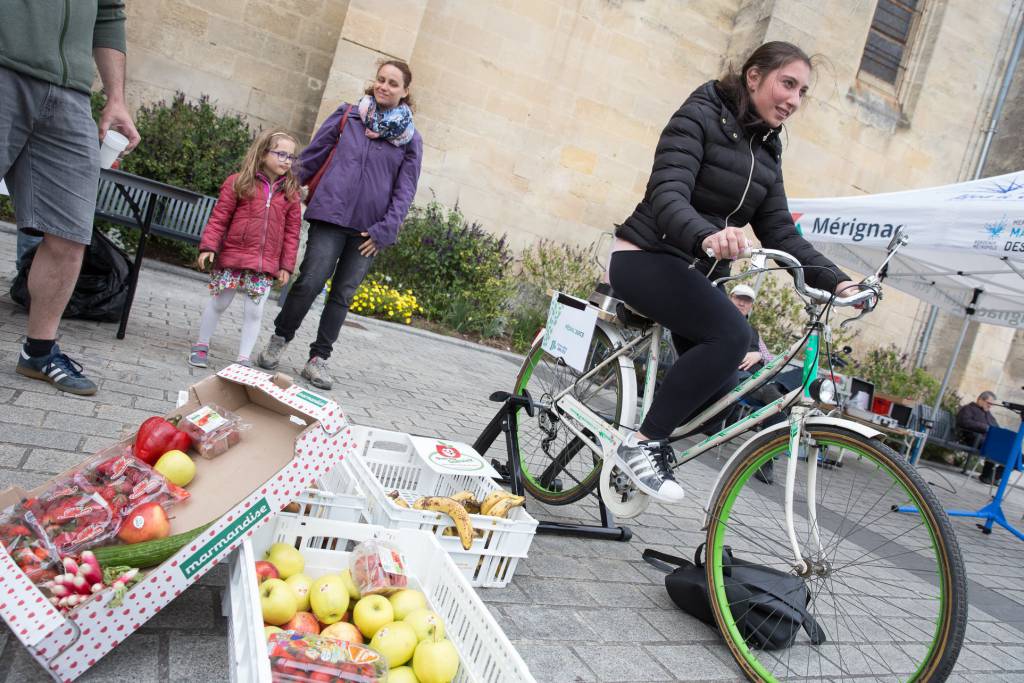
[196, 288, 268, 360]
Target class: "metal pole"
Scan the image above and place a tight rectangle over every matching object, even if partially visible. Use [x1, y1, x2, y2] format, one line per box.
[914, 305, 939, 369]
[914, 289, 983, 464]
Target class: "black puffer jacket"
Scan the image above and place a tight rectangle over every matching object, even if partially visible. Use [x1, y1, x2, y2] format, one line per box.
[616, 80, 848, 290]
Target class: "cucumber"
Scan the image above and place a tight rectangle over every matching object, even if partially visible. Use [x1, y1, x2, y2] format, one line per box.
[92, 522, 214, 569]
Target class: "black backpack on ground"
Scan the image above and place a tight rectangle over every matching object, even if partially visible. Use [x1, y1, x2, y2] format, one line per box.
[643, 544, 826, 651]
[11, 229, 132, 323]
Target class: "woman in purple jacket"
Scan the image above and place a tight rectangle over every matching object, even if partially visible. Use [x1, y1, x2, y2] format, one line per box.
[257, 60, 423, 389]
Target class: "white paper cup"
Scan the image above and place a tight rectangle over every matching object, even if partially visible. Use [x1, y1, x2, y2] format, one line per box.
[99, 130, 129, 169]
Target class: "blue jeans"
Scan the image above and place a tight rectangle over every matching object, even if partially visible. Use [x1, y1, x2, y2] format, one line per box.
[273, 221, 373, 360]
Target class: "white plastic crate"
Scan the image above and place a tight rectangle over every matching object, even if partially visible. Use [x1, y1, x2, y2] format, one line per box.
[222, 513, 535, 683]
[306, 426, 538, 588]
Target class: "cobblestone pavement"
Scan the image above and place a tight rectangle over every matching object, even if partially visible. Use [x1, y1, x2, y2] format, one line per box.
[0, 225, 1022, 682]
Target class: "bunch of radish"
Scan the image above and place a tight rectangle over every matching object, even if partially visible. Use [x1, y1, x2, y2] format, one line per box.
[44, 551, 140, 612]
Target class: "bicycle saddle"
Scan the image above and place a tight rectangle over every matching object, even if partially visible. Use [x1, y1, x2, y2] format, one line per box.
[589, 282, 654, 329]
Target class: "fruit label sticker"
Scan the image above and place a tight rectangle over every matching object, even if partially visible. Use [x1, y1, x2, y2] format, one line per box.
[379, 548, 406, 576]
[180, 497, 272, 579]
[184, 406, 228, 434]
[409, 436, 501, 478]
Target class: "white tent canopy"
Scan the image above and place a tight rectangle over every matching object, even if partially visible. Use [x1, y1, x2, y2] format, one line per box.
[790, 171, 1024, 329]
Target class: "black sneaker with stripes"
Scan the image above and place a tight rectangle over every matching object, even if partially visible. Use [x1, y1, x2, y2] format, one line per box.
[16, 344, 97, 396]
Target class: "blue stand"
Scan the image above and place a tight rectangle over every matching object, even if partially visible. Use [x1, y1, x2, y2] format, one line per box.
[898, 424, 1024, 540]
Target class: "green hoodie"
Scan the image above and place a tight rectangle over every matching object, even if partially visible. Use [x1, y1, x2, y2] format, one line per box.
[0, 0, 126, 94]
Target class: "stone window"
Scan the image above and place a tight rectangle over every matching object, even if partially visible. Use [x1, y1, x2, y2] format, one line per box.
[859, 0, 925, 87]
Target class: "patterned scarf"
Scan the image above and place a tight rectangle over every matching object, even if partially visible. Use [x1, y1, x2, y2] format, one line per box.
[357, 95, 415, 147]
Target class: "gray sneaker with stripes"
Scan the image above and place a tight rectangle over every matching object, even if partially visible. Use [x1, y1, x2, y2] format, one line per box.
[16, 344, 97, 396]
[614, 437, 685, 503]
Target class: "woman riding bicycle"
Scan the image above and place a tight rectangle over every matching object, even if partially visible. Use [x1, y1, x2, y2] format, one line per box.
[610, 41, 856, 503]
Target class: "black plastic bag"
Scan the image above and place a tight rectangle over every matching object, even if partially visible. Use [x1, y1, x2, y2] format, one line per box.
[11, 229, 132, 322]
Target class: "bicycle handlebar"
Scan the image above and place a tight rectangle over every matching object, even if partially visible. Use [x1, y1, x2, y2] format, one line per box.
[712, 246, 879, 308]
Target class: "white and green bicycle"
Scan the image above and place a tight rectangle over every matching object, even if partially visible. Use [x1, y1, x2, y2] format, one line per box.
[512, 234, 967, 681]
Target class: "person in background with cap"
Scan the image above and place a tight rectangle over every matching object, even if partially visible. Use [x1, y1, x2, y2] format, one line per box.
[730, 284, 775, 374]
[957, 391, 1002, 485]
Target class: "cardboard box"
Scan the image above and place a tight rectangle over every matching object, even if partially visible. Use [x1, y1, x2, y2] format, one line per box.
[0, 365, 353, 682]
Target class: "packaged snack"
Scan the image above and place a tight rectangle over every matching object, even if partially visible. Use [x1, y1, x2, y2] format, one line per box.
[349, 539, 408, 596]
[21, 449, 189, 556]
[179, 404, 246, 458]
[0, 506, 62, 584]
[267, 632, 388, 683]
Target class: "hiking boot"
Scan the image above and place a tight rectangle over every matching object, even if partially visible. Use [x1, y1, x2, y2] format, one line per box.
[301, 356, 333, 390]
[187, 345, 208, 368]
[614, 436, 685, 503]
[257, 334, 288, 370]
[16, 344, 97, 396]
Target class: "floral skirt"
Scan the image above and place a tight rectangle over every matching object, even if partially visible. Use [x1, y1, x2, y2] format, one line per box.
[208, 268, 274, 302]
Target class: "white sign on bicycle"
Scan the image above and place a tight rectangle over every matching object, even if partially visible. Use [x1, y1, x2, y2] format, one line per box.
[542, 292, 597, 372]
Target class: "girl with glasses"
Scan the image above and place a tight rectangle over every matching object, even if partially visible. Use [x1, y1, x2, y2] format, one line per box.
[188, 129, 303, 368]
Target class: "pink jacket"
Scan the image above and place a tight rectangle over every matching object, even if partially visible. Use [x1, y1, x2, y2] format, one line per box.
[199, 173, 302, 274]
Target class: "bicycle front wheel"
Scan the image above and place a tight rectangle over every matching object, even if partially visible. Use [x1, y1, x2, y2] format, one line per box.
[512, 327, 627, 505]
[706, 425, 967, 682]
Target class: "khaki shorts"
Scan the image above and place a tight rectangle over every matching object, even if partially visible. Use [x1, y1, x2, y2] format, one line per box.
[0, 66, 99, 245]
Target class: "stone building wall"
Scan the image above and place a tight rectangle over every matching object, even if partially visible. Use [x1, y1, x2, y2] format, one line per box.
[120, 0, 350, 138]
[116, 0, 1023, 403]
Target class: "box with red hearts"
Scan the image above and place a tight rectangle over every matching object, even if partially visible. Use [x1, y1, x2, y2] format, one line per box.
[0, 365, 353, 682]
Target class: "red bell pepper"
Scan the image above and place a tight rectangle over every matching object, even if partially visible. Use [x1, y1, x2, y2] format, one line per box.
[132, 416, 192, 465]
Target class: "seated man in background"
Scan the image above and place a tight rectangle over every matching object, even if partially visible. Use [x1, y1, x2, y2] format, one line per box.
[957, 391, 1001, 484]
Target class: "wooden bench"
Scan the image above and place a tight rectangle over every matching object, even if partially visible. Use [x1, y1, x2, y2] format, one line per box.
[93, 176, 215, 244]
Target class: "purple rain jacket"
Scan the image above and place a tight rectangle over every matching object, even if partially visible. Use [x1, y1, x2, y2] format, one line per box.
[298, 102, 423, 247]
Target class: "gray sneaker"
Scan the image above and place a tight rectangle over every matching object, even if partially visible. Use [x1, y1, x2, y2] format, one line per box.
[613, 438, 685, 503]
[301, 356, 333, 390]
[257, 334, 288, 370]
[187, 345, 208, 368]
[16, 344, 98, 396]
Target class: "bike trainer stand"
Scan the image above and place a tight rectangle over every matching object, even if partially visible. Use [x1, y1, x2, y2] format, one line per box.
[472, 391, 632, 541]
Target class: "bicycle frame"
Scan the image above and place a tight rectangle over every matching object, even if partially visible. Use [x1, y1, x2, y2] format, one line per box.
[548, 312, 837, 573]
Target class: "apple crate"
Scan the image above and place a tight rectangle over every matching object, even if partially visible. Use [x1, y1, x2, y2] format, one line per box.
[223, 513, 535, 683]
[303, 426, 538, 588]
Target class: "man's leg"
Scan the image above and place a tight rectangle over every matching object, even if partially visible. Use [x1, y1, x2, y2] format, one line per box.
[8, 76, 99, 394]
[26, 234, 85, 339]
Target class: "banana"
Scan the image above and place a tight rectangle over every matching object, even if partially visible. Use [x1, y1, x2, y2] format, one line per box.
[387, 490, 410, 508]
[449, 490, 482, 514]
[479, 490, 520, 516]
[487, 495, 525, 519]
[413, 496, 475, 550]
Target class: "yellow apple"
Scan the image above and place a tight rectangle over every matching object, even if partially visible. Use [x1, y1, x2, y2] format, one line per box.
[369, 621, 418, 668]
[265, 543, 304, 579]
[403, 608, 445, 641]
[309, 575, 349, 625]
[285, 574, 313, 612]
[259, 578, 297, 626]
[412, 635, 460, 683]
[389, 588, 428, 620]
[321, 621, 363, 644]
[388, 666, 421, 683]
[352, 594, 394, 639]
[339, 568, 361, 600]
[153, 449, 195, 487]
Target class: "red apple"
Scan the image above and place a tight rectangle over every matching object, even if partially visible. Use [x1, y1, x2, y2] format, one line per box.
[282, 611, 320, 635]
[321, 621, 363, 644]
[117, 502, 170, 544]
[255, 561, 280, 583]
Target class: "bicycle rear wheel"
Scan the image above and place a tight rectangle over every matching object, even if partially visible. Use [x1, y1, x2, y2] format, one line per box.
[512, 327, 628, 505]
[705, 425, 967, 682]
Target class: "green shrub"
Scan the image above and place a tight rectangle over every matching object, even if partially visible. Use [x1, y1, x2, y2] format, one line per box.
[744, 275, 857, 356]
[372, 201, 515, 336]
[98, 91, 254, 265]
[850, 344, 960, 413]
[507, 239, 602, 352]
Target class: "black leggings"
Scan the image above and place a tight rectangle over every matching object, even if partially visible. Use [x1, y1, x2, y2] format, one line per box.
[609, 250, 750, 439]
